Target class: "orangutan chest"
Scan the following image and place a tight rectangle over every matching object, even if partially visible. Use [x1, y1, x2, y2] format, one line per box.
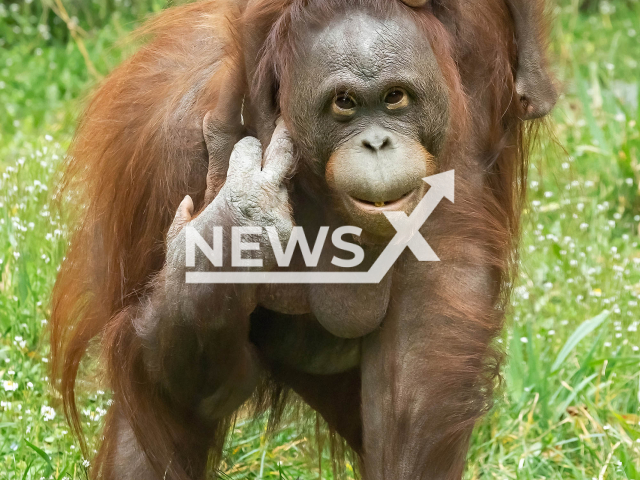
[257, 274, 393, 339]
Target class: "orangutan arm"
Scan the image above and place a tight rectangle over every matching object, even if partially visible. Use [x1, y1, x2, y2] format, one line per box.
[135, 120, 294, 414]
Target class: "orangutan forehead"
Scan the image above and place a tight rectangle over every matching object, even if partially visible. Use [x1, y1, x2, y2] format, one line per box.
[295, 11, 431, 81]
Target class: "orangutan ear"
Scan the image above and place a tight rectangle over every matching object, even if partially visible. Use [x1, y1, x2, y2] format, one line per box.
[509, 0, 558, 120]
[515, 53, 558, 120]
[401, 0, 557, 120]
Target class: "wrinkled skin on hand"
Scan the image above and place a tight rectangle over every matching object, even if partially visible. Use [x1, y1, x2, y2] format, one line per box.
[214, 119, 294, 238]
[166, 118, 295, 273]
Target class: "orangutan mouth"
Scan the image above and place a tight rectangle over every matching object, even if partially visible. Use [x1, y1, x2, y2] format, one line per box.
[350, 189, 418, 211]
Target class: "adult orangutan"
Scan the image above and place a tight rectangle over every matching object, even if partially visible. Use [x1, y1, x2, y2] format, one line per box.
[50, 0, 556, 479]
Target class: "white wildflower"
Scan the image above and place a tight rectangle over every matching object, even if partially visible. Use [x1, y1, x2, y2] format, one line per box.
[41, 405, 56, 421]
[3, 380, 19, 392]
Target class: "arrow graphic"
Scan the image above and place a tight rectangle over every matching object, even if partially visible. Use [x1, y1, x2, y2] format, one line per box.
[186, 170, 454, 284]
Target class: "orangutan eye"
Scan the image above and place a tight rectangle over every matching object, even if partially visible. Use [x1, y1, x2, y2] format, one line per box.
[384, 88, 409, 110]
[332, 93, 357, 116]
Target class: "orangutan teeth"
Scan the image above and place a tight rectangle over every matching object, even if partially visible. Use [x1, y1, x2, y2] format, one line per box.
[375, 202, 386, 207]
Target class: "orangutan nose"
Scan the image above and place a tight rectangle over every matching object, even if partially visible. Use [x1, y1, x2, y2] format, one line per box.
[361, 127, 393, 152]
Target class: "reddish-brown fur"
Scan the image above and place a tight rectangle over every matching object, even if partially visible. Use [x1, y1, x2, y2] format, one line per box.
[50, 0, 549, 478]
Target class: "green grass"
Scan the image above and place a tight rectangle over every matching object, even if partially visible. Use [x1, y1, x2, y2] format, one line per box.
[1, 1, 640, 479]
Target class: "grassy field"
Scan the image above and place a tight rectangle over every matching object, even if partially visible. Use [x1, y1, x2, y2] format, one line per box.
[1, 1, 640, 479]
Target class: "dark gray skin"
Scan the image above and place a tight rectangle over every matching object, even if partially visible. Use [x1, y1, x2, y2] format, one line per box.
[125, 9, 482, 480]
[247, 0, 556, 152]
[285, 11, 448, 237]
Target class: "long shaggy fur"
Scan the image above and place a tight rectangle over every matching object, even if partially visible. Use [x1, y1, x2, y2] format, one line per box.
[50, 0, 548, 478]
